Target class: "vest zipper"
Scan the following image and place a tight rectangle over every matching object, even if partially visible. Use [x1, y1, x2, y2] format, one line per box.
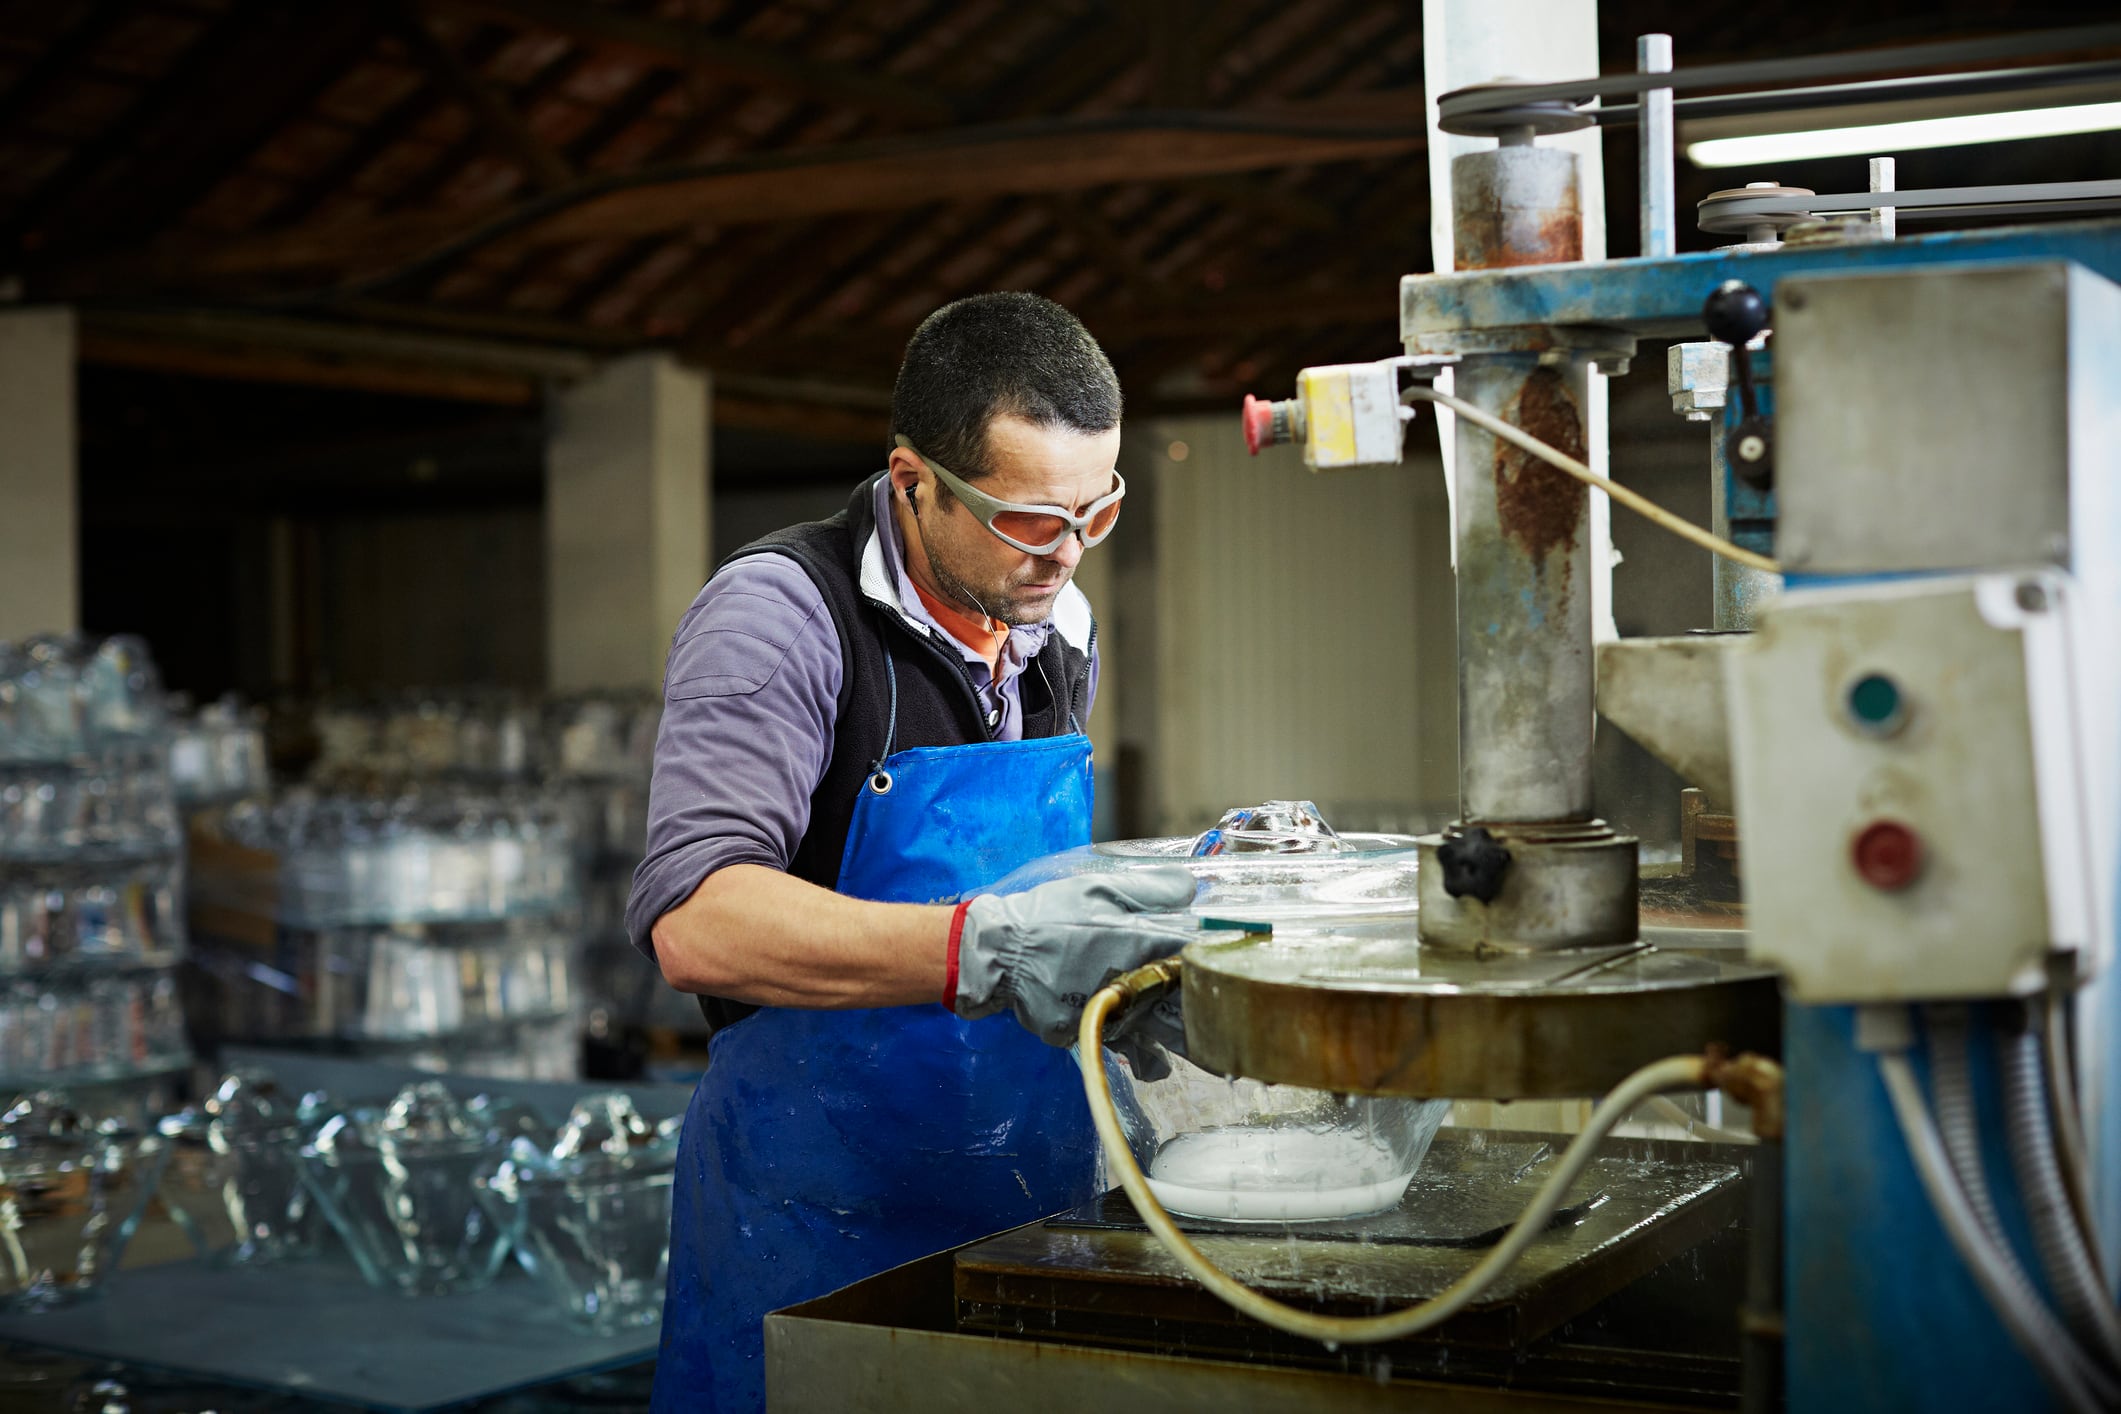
[889, 613, 1001, 741]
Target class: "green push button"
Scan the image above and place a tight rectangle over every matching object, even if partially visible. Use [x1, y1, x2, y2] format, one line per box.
[1847, 673, 1907, 735]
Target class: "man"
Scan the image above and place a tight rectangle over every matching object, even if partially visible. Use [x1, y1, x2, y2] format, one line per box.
[628, 291, 1194, 1413]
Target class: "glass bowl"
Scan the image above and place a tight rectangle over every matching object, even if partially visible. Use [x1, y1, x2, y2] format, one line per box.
[475, 1092, 678, 1333]
[986, 800, 1421, 924]
[1109, 1055, 1449, 1222]
[0, 1093, 168, 1310]
[156, 1070, 325, 1266]
[997, 802, 1445, 1222]
[297, 1081, 513, 1295]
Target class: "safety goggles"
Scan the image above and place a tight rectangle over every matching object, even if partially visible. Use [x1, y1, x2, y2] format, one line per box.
[895, 435, 1126, 556]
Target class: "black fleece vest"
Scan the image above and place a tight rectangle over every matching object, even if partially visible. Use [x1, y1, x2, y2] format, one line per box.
[694, 473, 1095, 1031]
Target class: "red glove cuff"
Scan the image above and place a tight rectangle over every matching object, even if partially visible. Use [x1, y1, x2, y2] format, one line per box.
[943, 899, 973, 1011]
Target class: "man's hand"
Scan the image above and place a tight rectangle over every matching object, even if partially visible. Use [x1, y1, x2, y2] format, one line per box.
[954, 868, 1197, 1075]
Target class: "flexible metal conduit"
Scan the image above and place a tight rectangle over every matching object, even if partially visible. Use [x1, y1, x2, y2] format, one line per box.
[1880, 1049, 2111, 1413]
[1999, 1013, 2121, 1372]
[2045, 986, 2103, 1274]
[1927, 1007, 2020, 1249]
[1921, 1006, 2117, 1400]
[1076, 959, 1711, 1346]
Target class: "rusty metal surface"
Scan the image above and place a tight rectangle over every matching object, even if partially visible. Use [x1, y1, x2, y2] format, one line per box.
[953, 1129, 1749, 1359]
[1415, 823, 1639, 950]
[1181, 921, 1782, 1099]
[1450, 146, 1584, 271]
[1452, 357, 1595, 825]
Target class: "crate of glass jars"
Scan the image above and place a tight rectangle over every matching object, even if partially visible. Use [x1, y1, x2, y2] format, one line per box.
[0, 635, 191, 1095]
[186, 789, 583, 1078]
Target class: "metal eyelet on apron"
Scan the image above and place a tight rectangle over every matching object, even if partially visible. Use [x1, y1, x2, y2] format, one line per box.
[867, 770, 893, 794]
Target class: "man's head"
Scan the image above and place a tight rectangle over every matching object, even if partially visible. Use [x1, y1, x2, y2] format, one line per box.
[888, 292, 1122, 626]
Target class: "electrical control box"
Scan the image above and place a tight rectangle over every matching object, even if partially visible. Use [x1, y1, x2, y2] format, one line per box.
[1776, 260, 2121, 581]
[1295, 361, 1408, 469]
[1727, 572, 2109, 1002]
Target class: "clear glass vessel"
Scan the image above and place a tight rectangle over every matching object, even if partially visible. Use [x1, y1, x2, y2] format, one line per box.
[1000, 802, 1447, 1222]
[0, 1093, 168, 1310]
[156, 1069, 325, 1266]
[297, 1081, 513, 1295]
[474, 1092, 679, 1333]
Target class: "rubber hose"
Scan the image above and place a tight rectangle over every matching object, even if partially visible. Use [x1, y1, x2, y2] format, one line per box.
[1077, 962, 1710, 1346]
[2000, 1019, 2121, 1372]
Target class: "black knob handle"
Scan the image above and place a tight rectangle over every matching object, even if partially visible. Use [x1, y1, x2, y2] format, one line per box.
[1703, 280, 1768, 347]
[1703, 280, 1774, 489]
[1437, 827, 1512, 904]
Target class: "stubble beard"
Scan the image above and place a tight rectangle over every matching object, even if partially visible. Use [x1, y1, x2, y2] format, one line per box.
[930, 548, 1065, 628]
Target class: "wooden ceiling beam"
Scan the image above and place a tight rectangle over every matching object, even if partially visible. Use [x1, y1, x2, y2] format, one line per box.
[4, 0, 271, 251]
[57, 89, 1426, 293]
[388, 1, 574, 193]
[60, 3, 387, 249]
[1043, 194, 1167, 308]
[0, 0, 129, 135]
[426, 0, 958, 124]
[709, 281, 1400, 378]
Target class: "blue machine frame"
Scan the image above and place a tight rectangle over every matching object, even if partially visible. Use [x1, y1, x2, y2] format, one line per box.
[1398, 215, 2121, 1412]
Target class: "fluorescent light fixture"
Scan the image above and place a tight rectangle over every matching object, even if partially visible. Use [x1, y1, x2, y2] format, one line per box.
[1687, 100, 2121, 167]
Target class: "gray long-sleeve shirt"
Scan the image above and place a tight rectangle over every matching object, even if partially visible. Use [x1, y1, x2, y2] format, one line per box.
[625, 476, 1098, 957]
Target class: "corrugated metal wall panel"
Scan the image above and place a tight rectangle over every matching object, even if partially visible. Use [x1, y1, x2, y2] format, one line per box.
[1143, 413, 1448, 837]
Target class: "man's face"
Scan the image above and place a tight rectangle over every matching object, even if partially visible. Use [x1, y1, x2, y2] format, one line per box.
[891, 414, 1122, 627]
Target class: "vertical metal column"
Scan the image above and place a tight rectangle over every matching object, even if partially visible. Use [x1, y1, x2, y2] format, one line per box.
[1414, 137, 1638, 950]
[1638, 34, 1676, 259]
[1870, 156, 1897, 240]
[1448, 144, 1592, 823]
[1452, 353, 1594, 822]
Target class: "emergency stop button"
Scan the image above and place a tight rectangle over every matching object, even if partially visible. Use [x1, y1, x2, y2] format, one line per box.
[1852, 819, 1924, 891]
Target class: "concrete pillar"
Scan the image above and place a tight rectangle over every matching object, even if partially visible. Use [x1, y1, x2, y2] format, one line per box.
[545, 354, 710, 691]
[0, 308, 77, 641]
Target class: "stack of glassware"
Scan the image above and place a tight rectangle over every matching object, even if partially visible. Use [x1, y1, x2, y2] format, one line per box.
[186, 788, 582, 1079]
[310, 691, 539, 786]
[542, 695, 688, 1033]
[167, 695, 269, 809]
[0, 635, 191, 1097]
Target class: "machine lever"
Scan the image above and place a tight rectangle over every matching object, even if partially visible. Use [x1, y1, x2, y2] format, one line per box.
[1437, 827, 1513, 903]
[1703, 280, 1774, 489]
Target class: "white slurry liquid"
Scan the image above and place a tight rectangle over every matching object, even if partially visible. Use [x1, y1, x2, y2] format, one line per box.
[1145, 1125, 1413, 1222]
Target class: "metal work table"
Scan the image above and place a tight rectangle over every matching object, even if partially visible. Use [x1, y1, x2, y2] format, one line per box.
[768, 1129, 1759, 1412]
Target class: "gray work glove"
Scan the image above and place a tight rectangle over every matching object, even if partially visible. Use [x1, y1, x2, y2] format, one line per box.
[955, 867, 1197, 1080]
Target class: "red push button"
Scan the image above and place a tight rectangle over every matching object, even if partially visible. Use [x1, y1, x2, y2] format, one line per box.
[1852, 820, 1924, 891]
[1241, 394, 1276, 455]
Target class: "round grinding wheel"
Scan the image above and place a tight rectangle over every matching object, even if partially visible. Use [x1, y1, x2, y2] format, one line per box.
[1181, 920, 1781, 1100]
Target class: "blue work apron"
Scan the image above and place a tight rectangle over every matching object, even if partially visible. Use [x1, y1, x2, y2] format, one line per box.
[650, 726, 1098, 1414]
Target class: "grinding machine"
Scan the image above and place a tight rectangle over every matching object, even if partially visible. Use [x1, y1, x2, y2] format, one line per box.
[765, 17, 2121, 1412]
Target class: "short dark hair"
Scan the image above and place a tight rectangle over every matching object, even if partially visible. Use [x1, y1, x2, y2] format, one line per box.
[890, 292, 1122, 481]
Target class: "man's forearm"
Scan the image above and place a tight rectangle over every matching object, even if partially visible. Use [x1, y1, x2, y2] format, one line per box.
[649, 863, 954, 1009]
